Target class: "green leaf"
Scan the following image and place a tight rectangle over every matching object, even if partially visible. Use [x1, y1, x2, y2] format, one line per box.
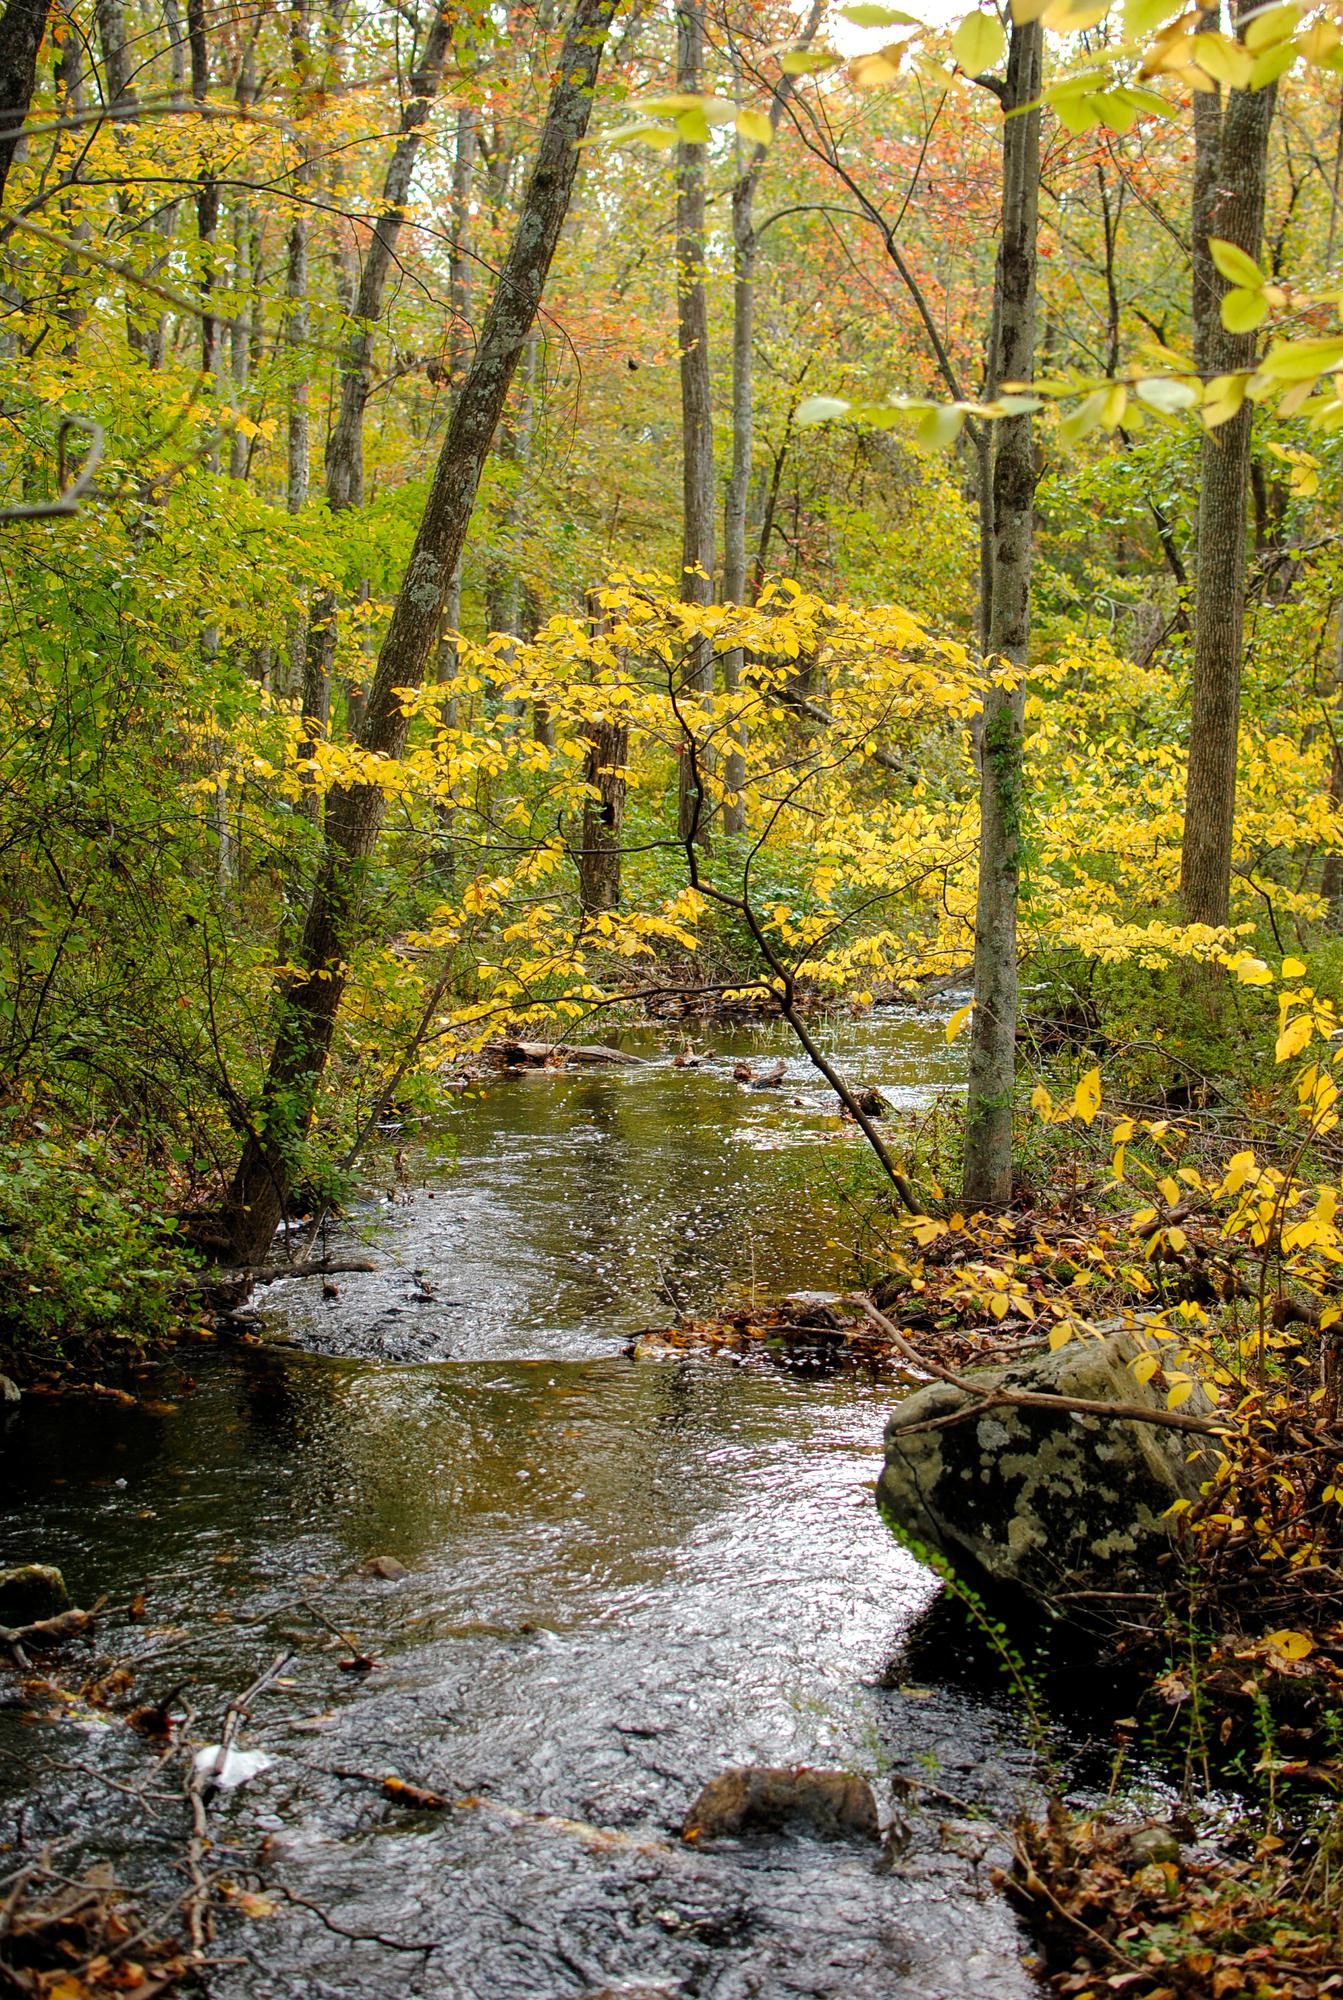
[1221, 286, 1269, 333]
[1094, 91, 1140, 134]
[1058, 390, 1108, 447]
[675, 107, 712, 143]
[1123, 0, 1181, 35]
[1134, 376, 1200, 413]
[951, 10, 1006, 74]
[1248, 39, 1299, 86]
[1048, 85, 1108, 134]
[781, 46, 842, 73]
[1242, 1, 1299, 52]
[1257, 335, 1343, 382]
[1189, 31, 1255, 88]
[1209, 238, 1264, 288]
[582, 122, 677, 149]
[794, 395, 852, 426]
[633, 93, 705, 113]
[839, 3, 918, 24]
[735, 108, 773, 147]
[914, 404, 965, 451]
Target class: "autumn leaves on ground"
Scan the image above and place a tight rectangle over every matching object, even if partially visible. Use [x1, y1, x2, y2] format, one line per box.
[5, 0, 1343, 1992]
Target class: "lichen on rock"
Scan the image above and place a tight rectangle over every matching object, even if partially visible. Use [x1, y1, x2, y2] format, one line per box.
[877, 1332, 1220, 1618]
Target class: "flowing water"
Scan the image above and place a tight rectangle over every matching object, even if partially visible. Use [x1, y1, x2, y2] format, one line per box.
[0, 1009, 1045, 1998]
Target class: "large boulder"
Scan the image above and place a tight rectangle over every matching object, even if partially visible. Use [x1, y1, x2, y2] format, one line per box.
[877, 1333, 1219, 1617]
[0, 1564, 70, 1626]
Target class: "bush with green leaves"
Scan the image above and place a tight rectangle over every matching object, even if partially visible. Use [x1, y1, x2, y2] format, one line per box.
[0, 1129, 191, 1373]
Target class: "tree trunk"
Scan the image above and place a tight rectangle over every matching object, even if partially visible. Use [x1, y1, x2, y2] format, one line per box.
[962, 17, 1042, 1211]
[720, 3, 819, 837]
[1179, 5, 1275, 928]
[185, 0, 220, 382]
[300, 0, 456, 785]
[0, 0, 53, 205]
[674, 0, 715, 849]
[222, 0, 617, 1263]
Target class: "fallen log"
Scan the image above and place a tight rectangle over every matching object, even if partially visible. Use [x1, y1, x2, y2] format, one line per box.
[490, 1039, 649, 1068]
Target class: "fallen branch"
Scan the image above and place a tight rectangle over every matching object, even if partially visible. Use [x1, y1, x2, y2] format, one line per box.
[852, 1296, 1230, 1439]
[0, 1605, 97, 1670]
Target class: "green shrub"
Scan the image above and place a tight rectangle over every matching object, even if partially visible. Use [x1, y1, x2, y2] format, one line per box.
[0, 1130, 190, 1372]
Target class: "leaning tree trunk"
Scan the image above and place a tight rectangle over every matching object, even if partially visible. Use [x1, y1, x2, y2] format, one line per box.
[1179, 5, 1275, 928]
[0, 0, 53, 204]
[674, 0, 715, 849]
[301, 0, 456, 774]
[222, 0, 618, 1263]
[962, 17, 1042, 1211]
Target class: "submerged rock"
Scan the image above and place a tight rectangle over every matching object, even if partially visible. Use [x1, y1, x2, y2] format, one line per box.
[360, 1554, 409, 1580]
[0, 1564, 71, 1625]
[877, 1332, 1219, 1617]
[683, 1765, 880, 1843]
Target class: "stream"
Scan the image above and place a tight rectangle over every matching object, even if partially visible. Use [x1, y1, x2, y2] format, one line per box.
[0, 1009, 1046, 1998]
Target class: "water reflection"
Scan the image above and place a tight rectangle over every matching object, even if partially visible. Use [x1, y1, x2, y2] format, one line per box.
[0, 1010, 1040, 1998]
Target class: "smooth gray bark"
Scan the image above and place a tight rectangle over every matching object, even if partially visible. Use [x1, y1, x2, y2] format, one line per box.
[962, 17, 1042, 1210]
[1180, 0, 1275, 927]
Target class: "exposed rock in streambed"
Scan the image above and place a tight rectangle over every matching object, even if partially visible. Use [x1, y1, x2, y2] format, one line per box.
[877, 1331, 1220, 1622]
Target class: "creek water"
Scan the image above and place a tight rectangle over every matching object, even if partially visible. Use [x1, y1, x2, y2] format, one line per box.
[0, 1010, 1045, 1998]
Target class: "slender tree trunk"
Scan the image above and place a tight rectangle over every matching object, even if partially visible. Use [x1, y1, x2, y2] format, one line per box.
[222, 0, 617, 1263]
[0, 0, 53, 204]
[962, 18, 1042, 1210]
[1180, 6, 1276, 927]
[53, 7, 89, 347]
[301, 0, 456, 780]
[578, 595, 626, 911]
[720, 4, 819, 836]
[674, 0, 715, 849]
[324, 5, 455, 509]
[185, 0, 220, 384]
[438, 104, 477, 699]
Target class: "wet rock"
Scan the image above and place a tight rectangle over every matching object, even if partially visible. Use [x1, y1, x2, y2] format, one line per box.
[0, 1565, 71, 1625]
[878, 1332, 1219, 1617]
[360, 1555, 409, 1581]
[683, 1765, 880, 1844]
[779, 1292, 859, 1330]
[0, 1374, 20, 1406]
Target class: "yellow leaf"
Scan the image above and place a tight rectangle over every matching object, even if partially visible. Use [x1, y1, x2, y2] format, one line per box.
[1159, 1175, 1180, 1206]
[1049, 1321, 1074, 1351]
[1167, 1379, 1193, 1408]
[1235, 957, 1273, 986]
[1031, 1082, 1054, 1120]
[1266, 1629, 1314, 1661]
[1281, 957, 1307, 979]
[1072, 1067, 1102, 1126]
[1132, 1351, 1160, 1385]
[946, 1000, 974, 1044]
[1276, 1014, 1313, 1063]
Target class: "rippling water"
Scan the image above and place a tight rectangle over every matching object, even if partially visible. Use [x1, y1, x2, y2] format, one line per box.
[0, 1008, 1042, 1998]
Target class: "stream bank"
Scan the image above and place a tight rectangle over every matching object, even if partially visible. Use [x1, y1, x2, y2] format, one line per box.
[1, 1010, 1051, 1997]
